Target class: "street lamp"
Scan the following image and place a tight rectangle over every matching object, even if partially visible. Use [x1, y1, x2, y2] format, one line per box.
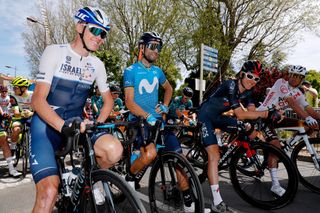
[26, 16, 48, 47]
[5, 65, 17, 77]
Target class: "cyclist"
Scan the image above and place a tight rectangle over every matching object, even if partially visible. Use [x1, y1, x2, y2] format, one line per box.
[257, 65, 320, 193]
[124, 31, 195, 210]
[30, 6, 123, 213]
[0, 86, 21, 177]
[110, 85, 124, 111]
[198, 60, 280, 212]
[10, 77, 33, 145]
[91, 86, 103, 118]
[167, 86, 196, 125]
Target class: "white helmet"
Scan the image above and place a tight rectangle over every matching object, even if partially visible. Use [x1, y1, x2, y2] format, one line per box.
[288, 65, 307, 76]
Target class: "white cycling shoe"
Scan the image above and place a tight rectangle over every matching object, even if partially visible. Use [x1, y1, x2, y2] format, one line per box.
[9, 169, 22, 177]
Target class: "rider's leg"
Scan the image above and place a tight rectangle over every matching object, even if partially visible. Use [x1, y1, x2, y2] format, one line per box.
[32, 175, 59, 213]
[10, 121, 22, 143]
[206, 144, 223, 206]
[0, 132, 21, 176]
[94, 134, 123, 169]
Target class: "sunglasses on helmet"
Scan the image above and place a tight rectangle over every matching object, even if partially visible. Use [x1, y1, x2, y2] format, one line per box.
[245, 72, 260, 82]
[87, 24, 108, 39]
[146, 42, 162, 52]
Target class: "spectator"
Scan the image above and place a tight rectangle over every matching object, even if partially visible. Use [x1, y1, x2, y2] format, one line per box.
[302, 80, 319, 107]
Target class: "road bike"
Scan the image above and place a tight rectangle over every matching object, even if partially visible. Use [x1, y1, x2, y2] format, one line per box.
[181, 120, 299, 210]
[102, 118, 205, 213]
[276, 119, 320, 193]
[54, 120, 146, 213]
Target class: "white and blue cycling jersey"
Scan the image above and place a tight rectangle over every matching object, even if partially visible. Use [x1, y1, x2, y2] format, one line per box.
[30, 44, 109, 183]
[123, 61, 166, 118]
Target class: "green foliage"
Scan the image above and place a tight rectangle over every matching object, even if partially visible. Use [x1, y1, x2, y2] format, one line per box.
[305, 70, 320, 95]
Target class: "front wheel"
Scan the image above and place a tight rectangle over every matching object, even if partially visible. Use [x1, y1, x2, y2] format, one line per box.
[79, 169, 146, 213]
[229, 141, 298, 210]
[149, 152, 204, 213]
[291, 138, 320, 193]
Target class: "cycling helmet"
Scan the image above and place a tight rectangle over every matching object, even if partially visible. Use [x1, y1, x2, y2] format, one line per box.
[182, 87, 194, 98]
[110, 85, 121, 93]
[288, 65, 307, 76]
[75, 6, 111, 32]
[0, 85, 8, 92]
[12, 77, 30, 87]
[240, 60, 263, 77]
[138, 31, 163, 47]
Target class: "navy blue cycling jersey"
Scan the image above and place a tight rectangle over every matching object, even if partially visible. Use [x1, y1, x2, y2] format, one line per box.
[199, 79, 254, 147]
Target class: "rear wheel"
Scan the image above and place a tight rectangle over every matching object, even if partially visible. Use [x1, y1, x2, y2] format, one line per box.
[229, 141, 298, 210]
[291, 138, 320, 193]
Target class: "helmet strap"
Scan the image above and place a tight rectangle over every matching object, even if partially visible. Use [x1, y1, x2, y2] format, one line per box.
[79, 26, 93, 53]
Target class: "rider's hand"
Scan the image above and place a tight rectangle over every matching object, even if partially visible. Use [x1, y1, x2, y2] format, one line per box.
[305, 116, 318, 128]
[189, 120, 197, 126]
[155, 104, 169, 114]
[146, 114, 157, 126]
[61, 117, 82, 134]
[267, 108, 283, 123]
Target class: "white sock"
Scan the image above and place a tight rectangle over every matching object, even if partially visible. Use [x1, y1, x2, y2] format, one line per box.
[270, 168, 280, 186]
[6, 157, 14, 171]
[211, 184, 223, 206]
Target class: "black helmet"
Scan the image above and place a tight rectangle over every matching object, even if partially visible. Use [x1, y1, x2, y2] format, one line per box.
[110, 85, 121, 93]
[182, 87, 193, 98]
[240, 60, 263, 77]
[138, 31, 163, 47]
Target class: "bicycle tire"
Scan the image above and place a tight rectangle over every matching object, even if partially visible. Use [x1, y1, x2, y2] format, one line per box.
[291, 138, 320, 194]
[229, 141, 298, 210]
[21, 129, 30, 177]
[185, 143, 208, 184]
[148, 152, 204, 213]
[79, 169, 146, 213]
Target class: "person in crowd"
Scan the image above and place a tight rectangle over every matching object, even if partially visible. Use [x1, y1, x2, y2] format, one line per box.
[301, 80, 319, 107]
[29, 6, 123, 213]
[91, 86, 104, 119]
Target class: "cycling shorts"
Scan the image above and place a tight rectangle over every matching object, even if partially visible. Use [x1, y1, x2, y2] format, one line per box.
[30, 113, 107, 184]
[198, 111, 238, 147]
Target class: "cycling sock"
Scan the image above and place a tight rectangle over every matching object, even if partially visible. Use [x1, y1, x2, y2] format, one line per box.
[6, 157, 14, 171]
[270, 168, 280, 186]
[211, 184, 223, 206]
[182, 189, 193, 207]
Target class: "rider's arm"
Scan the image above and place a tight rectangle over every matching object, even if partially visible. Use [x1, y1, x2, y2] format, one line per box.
[162, 80, 173, 107]
[233, 106, 268, 120]
[97, 90, 113, 123]
[31, 82, 65, 132]
[285, 96, 310, 119]
[125, 87, 149, 119]
[305, 106, 320, 120]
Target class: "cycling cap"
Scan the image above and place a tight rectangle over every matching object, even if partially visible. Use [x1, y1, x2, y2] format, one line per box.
[110, 85, 121, 93]
[240, 60, 263, 77]
[288, 65, 307, 76]
[138, 31, 163, 46]
[0, 85, 8, 92]
[75, 6, 111, 32]
[12, 77, 30, 87]
[183, 87, 194, 98]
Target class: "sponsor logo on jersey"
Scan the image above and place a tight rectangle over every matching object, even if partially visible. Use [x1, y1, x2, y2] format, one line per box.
[138, 77, 159, 94]
[66, 56, 71, 64]
[280, 85, 288, 94]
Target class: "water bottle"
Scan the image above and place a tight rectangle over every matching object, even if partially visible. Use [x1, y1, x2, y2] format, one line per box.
[130, 150, 141, 164]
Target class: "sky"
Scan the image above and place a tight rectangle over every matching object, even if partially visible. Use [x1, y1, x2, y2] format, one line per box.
[1, 1, 320, 80]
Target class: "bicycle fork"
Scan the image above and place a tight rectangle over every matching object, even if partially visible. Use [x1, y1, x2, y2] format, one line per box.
[302, 135, 320, 171]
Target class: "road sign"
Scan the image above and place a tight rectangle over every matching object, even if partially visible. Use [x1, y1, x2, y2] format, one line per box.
[202, 45, 218, 72]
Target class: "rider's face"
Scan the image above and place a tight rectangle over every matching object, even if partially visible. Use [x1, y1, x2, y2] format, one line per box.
[241, 72, 259, 90]
[288, 73, 304, 87]
[81, 24, 106, 51]
[143, 41, 160, 63]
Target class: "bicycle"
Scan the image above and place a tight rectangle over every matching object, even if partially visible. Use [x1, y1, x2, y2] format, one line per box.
[182, 119, 299, 210]
[104, 118, 205, 213]
[276, 119, 320, 193]
[54, 120, 146, 213]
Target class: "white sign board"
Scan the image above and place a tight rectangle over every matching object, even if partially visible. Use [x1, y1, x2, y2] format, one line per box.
[195, 78, 206, 91]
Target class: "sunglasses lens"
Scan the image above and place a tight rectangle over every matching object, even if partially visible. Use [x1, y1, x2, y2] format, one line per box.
[246, 73, 260, 82]
[89, 26, 107, 39]
[146, 43, 162, 52]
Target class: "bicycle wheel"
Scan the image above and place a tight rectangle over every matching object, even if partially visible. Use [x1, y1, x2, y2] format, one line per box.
[229, 141, 298, 210]
[21, 129, 30, 177]
[149, 152, 204, 213]
[291, 138, 320, 193]
[185, 143, 208, 184]
[79, 169, 146, 213]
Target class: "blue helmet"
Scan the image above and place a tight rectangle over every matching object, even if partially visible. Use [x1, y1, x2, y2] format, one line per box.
[75, 6, 111, 32]
[138, 31, 163, 46]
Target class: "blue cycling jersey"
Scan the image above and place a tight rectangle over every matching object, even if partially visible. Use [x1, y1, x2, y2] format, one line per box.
[123, 62, 166, 118]
[168, 96, 193, 119]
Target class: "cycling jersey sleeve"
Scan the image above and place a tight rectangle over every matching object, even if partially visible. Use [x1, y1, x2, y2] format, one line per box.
[158, 68, 167, 85]
[94, 60, 109, 93]
[123, 66, 134, 88]
[37, 45, 60, 84]
[227, 80, 241, 109]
